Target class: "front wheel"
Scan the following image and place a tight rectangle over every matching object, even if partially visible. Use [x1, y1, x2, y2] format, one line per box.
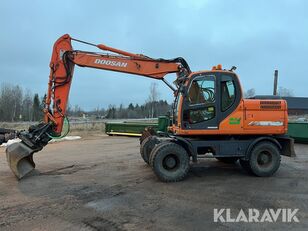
[140, 136, 159, 164]
[149, 142, 190, 182]
[239, 159, 253, 175]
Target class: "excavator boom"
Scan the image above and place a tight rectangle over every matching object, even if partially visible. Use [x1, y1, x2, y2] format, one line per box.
[6, 34, 190, 179]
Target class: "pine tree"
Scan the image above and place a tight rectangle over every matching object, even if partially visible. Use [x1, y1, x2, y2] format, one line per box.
[32, 94, 41, 121]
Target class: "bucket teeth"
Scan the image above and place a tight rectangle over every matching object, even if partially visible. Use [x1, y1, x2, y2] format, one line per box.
[6, 142, 36, 179]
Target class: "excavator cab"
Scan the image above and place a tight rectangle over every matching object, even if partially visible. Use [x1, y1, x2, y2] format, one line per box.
[178, 69, 242, 131]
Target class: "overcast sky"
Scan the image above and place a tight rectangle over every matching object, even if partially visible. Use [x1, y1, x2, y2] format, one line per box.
[1, 0, 307, 110]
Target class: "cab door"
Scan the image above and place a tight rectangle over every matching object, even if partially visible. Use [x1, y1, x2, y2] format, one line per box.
[182, 73, 218, 130]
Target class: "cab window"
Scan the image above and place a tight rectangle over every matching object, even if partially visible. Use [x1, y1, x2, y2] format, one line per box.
[186, 75, 216, 123]
[221, 77, 236, 111]
[189, 75, 215, 105]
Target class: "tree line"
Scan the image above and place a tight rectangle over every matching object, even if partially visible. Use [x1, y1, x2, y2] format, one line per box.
[0, 82, 171, 122]
[104, 100, 170, 119]
[67, 100, 171, 119]
[68, 83, 171, 119]
[102, 83, 171, 119]
[0, 83, 43, 122]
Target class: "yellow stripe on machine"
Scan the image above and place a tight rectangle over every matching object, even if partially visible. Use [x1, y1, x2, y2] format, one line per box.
[107, 132, 142, 137]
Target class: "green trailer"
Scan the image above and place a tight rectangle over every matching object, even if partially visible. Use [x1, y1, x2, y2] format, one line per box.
[105, 121, 157, 136]
[288, 122, 308, 143]
[105, 116, 170, 136]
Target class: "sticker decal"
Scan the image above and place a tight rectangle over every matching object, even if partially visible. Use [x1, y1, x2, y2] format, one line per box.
[229, 117, 241, 125]
[248, 121, 283, 126]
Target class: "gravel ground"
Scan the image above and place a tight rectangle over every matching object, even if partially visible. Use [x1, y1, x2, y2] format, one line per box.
[0, 135, 307, 230]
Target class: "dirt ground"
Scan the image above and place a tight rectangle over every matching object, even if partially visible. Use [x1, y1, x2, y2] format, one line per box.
[0, 135, 308, 230]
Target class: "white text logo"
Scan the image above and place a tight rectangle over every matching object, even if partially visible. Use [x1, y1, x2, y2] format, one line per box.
[213, 208, 299, 223]
[94, 59, 128, 68]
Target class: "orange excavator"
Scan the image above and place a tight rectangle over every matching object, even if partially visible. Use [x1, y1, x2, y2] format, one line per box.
[6, 34, 295, 181]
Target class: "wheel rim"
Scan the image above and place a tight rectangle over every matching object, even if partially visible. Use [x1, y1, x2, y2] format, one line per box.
[163, 154, 179, 171]
[257, 150, 272, 168]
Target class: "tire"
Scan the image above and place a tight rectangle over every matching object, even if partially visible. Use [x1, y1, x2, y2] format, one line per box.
[216, 157, 239, 164]
[0, 134, 4, 145]
[239, 159, 253, 175]
[140, 136, 159, 164]
[243, 141, 281, 177]
[149, 142, 169, 167]
[140, 127, 156, 144]
[149, 142, 190, 182]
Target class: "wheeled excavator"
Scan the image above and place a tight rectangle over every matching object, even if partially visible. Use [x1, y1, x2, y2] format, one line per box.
[6, 34, 295, 181]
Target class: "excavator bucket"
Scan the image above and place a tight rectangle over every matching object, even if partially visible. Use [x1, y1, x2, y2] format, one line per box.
[6, 142, 36, 179]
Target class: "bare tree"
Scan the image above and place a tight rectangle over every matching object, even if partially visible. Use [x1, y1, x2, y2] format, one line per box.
[147, 82, 159, 118]
[278, 87, 294, 97]
[22, 90, 33, 121]
[0, 83, 22, 121]
[244, 88, 256, 98]
[0, 83, 44, 122]
[12, 85, 23, 121]
[0, 84, 11, 121]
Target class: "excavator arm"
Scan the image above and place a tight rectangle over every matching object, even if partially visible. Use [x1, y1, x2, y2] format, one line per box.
[6, 34, 190, 179]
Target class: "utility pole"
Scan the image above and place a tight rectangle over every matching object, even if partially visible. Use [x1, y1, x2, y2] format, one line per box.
[273, 70, 278, 95]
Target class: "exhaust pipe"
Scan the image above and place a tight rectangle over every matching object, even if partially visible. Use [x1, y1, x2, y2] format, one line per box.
[6, 142, 38, 179]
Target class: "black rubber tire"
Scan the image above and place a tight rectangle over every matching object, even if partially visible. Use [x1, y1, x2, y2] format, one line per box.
[243, 141, 281, 177]
[0, 134, 5, 144]
[140, 127, 156, 144]
[149, 142, 190, 182]
[239, 159, 253, 175]
[140, 136, 159, 164]
[216, 157, 239, 164]
[149, 142, 169, 167]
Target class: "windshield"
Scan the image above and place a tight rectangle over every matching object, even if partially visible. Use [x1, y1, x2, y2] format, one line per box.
[188, 75, 216, 105]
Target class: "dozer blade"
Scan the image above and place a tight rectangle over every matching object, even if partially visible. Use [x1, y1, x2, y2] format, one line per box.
[6, 142, 37, 179]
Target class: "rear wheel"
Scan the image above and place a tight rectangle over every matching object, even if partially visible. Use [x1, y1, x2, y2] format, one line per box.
[241, 141, 281, 177]
[216, 157, 238, 164]
[239, 159, 253, 175]
[149, 142, 190, 182]
[140, 136, 159, 164]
